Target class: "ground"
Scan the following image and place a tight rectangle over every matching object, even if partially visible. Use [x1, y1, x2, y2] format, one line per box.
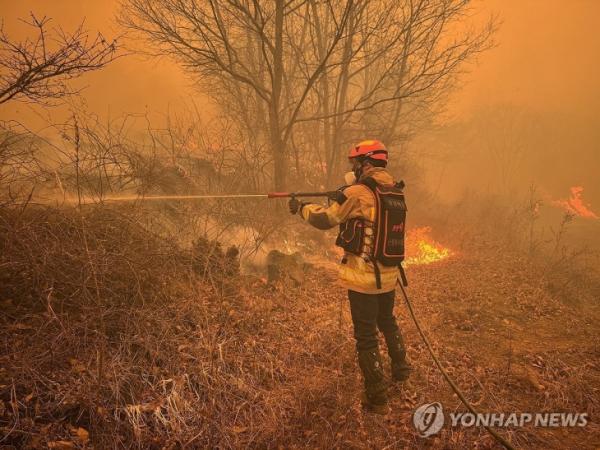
[236, 242, 600, 449]
[1, 238, 599, 449]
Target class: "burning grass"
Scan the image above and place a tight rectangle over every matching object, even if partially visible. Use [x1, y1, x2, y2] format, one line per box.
[553, 186, 599, 219]
[405, 226, 452, 266]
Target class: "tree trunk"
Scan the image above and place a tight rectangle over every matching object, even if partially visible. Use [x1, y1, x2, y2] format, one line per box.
[328, 7, 355, 186]
[311, 0, 332, 187]
[271, 0, 286, 190]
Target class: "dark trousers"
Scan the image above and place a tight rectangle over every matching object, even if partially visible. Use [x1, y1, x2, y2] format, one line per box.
[348, 289, 400, 351]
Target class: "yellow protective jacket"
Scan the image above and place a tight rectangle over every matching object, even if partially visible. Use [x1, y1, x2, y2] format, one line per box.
[300, 167, 400, 294]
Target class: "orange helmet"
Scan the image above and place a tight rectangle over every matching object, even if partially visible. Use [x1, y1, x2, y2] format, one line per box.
[348, 139, 388, 162]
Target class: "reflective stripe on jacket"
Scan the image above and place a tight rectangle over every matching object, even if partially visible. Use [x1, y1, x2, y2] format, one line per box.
[300, 167, 400, 294]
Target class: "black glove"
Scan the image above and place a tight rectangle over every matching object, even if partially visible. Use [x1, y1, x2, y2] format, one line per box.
[288, 197, 304, 215]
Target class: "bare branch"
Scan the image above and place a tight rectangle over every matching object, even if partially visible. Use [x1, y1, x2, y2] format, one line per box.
[0, 14, 119, 106]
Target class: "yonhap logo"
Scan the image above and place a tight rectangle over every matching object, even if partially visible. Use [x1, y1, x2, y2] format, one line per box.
[412, 402, 589, 438]
[413, 402, 444, 437]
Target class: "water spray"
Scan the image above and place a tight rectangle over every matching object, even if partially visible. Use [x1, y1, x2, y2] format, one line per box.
[72, 190, 340, 205]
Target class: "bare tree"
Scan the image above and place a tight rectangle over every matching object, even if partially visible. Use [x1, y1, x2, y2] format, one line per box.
[471, 104, 535, 193]
[0, 14, 118, 106]
[121, 0, 355, 190]
[121, 0, 495, 190]
[299, 0, 497, 185]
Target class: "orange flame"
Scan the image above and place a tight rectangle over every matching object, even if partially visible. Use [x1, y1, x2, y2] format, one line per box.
[327, 226, 451, 266]
[553, 186, 598, 219]
[405, 226, 452, 266]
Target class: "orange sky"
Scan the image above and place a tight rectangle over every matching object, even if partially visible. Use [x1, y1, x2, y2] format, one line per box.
[1, 0, 599, 208]
[451, 0, 600, 115]
[2, 0, 599, 125]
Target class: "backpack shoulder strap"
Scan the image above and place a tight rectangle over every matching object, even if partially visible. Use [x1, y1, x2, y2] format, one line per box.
[360, 176, 378, 191]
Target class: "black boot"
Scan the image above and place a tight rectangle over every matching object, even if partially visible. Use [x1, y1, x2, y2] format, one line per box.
[383, 331, 412, 382]
[357, 348, 389, 414]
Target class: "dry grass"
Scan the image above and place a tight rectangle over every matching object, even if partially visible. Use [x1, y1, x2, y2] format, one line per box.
[0, 205, 351, 449]
[1, 202, 599, 449]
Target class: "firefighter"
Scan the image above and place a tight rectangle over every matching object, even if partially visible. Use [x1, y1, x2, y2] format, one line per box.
[289, 140, 411, 414]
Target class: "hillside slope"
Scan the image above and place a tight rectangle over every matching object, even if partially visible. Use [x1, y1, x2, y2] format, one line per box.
[1, 212, 598, 448]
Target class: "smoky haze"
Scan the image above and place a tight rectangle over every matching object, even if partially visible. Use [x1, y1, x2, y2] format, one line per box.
[0, 0, 206, 128]
[1, 0, 599, 203]
[2, 3, 600, 448]
[439, 0, 600, 206]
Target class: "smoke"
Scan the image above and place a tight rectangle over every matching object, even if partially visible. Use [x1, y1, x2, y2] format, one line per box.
[2, 0, 598, 204]
[437, 0, 600, 205]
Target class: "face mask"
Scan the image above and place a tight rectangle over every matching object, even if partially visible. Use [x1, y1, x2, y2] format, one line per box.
[344, 171, 357, 185]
